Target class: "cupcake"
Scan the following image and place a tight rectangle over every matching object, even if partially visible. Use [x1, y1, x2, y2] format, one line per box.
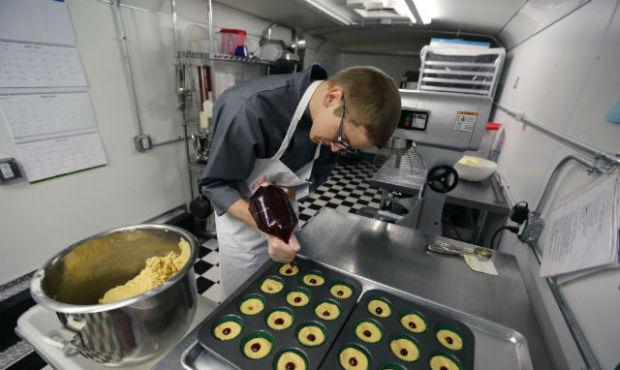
[366, 297, 392, 318]
[435, 324, 464, 351]
[429, 352, 463, 370]
[296, 322, 327, 347]
[338, 344, 371, 370]
[238, 294, 265, 315]
[353, 318, 383, 344]
[212, 315, 243, 341]
[389, 334, 420, 362]
[302, 271, 325, 287]
[329, 281, 354, 299]
[314, 299, 341, 321]
[273, 348, 308, 370]
[265, 307, 295, 331]
[399, 310, 427, 333]
[260, 276, 284, 294]
[279, 263, 300, 276]
[286, 287, 311, 307]
[241, 331, 274, 360]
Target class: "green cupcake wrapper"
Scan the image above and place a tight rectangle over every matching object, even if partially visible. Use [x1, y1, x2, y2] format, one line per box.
[240, 330, 275, 360]
[302, 270, 326, 286]
[366, 296, 393, 317]
[259, 275, 285, 294]
[377, 363, 406, 370]
[398, 310, 428, 333]
[313, 298, 341, 320]
[272, 348, 309, 370]
[237, 293, 266, 315]
[434, 323, 465, 350]
[265, 307, 295, 331]
[211, 315, 244, 341]
[295, 322, 328, 347]
[389, 334, 421, 362]
[353, 318, 384, 343]
[338, 343, 372, 369]
[428, 351, 464, 370]
[328, 281, 355, 299]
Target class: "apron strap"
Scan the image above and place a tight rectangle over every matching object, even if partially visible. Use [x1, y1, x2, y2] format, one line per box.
[273, 80, 323, 160]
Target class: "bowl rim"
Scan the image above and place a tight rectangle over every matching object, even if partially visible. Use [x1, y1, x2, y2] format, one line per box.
[30, 223, 198, 313]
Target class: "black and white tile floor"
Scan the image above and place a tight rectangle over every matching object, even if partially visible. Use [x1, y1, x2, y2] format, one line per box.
[193, 159, 382, 303]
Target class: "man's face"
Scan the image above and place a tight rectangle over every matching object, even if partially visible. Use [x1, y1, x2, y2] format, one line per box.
[309, 90, 373, 152]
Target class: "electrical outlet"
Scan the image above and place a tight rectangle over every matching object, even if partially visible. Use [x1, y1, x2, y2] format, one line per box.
[134, 134, 152, 152]
[0, 158, 22, 183]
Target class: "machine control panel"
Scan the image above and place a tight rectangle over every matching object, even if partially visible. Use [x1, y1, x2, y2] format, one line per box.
[399, 110, 429, 131]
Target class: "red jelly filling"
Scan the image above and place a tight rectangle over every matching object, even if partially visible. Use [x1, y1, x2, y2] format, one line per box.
[307, 334, 316, 342]
[285, 268, 293, 274]
[275, 318, 284, 325]
[440, 367, 448, 370]
[285, 362, 296, 370]
[322, 310, 330, 317]
[409, 322, 416, 329]
[400, 349, 408, 356]
[349, 357, 358, 366]
[250, 343, 261, 352]
[294, 297, 302, 303]
[309, 278, 317, 284]
[222, 328, 231, 335]
[375, 307, 383, 314]
[337, 290, 344, 296]
[446, 336, 453, 344]
[363, 330, 371, 337]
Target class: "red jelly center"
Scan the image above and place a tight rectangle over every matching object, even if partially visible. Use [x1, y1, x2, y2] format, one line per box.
[322, 310, 330, 317]
[286, 362, 296, 370]
[222, 328, 231, 335]
[294, 297, 302, 303]
[337, 290, 344, 296]
[446, 336, 453, 344]
[400, 349, 408, 356]
[409, 322, 416, 329]
[307, 334, 316, 342]
[285, 269, 293, 274]
[349, 357, 358, 366]
[363, 330, 371, 337]
[310, 278, 317, 284]
[250, 343, 261, 352]
[375, 307, 383, 314]
[440, 367, 448, 370]
[275, 318, 284, 325]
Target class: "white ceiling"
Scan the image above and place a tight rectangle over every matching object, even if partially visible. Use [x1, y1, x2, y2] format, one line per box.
[217, 0, 526, 46]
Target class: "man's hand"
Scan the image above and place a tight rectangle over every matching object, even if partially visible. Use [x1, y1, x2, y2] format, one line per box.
[267, 233, 301, 263]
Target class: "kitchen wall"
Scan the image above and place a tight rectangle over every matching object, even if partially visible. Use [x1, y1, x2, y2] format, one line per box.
[0, 0, 339, 286]
[492, 0, 620, 368]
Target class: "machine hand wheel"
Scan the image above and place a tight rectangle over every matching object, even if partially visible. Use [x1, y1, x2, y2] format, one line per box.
[426, 165, 459, 193]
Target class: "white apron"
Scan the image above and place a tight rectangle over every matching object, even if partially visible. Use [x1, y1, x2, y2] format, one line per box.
[216, 81, 322, 299]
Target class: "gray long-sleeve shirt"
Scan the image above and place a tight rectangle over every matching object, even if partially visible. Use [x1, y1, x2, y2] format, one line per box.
[199, 65, 337, 216]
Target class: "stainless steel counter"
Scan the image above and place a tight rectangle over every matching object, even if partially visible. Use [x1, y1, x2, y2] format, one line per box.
[447, 175, 511, 216]
[299, 208, 551, 369]
[157, 208, 551, 369]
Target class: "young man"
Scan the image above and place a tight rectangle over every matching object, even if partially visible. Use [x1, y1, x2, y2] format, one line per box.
[199, 64, 401, 298]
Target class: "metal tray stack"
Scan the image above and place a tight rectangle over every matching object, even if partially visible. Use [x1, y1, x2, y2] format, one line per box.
[197, 257, 362, 369]
[321, 289, 475, 369]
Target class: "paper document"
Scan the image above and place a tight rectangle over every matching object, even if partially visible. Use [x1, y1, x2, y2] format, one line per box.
[540, 174, 619, 277]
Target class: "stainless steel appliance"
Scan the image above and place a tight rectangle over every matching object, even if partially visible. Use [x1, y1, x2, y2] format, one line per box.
[371, 89, 493, 235]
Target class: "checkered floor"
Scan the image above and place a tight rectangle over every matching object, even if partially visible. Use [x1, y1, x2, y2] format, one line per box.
[193, 159, 382, 303]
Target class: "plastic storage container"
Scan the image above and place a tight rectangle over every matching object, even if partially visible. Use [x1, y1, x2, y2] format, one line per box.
[218, 29, 247, 55]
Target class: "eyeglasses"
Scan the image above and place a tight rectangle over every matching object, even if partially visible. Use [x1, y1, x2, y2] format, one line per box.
[333, 97, 356, 154]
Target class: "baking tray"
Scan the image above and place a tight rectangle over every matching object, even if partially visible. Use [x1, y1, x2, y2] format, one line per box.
[320, 289, 475, 369]
[197, 256, 362, 369]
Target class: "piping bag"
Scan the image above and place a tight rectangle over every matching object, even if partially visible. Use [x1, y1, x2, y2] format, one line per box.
[249, 185, 298, 243]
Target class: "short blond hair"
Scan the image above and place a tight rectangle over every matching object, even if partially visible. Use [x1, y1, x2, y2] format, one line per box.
[327, 66, 401, 148]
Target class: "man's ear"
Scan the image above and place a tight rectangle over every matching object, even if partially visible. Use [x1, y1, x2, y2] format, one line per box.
[322, 87, 344, 107]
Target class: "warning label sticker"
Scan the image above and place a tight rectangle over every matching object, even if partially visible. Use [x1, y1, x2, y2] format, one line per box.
[454, 111, 478, 132]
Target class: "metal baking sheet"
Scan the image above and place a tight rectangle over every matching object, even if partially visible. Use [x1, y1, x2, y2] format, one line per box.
[196, 256, 362, 370]
[320, 289, 475, 369]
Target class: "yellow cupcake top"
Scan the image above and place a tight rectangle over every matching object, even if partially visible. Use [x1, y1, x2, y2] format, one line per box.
[302, 272, 325, 287]
[436, 327, 463, 351]
[354, 320, 383, 344]
[429, 353, 462, 370]
[286, 289, 310, 307]
[367, 298, 392, 318]
[297, 324, 326, 347]
[266, 309, 294, 331]
[279, 263, 300, 276]
[400, 311, 427, 333]
[239, 296, 265, 315]
[339, 346, 370, 370]
[389, 337, 420, 362]
[329, 283, 353, 299]
[314, 301, 340, 320]
[275, 350, 307, 370]
[242, 337, 272, 360]
[213, 319, 242, 341]
[260, 277, 284, 294]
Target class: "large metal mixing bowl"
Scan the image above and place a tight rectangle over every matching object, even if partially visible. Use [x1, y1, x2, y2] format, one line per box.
[30, 224, 199, 366]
